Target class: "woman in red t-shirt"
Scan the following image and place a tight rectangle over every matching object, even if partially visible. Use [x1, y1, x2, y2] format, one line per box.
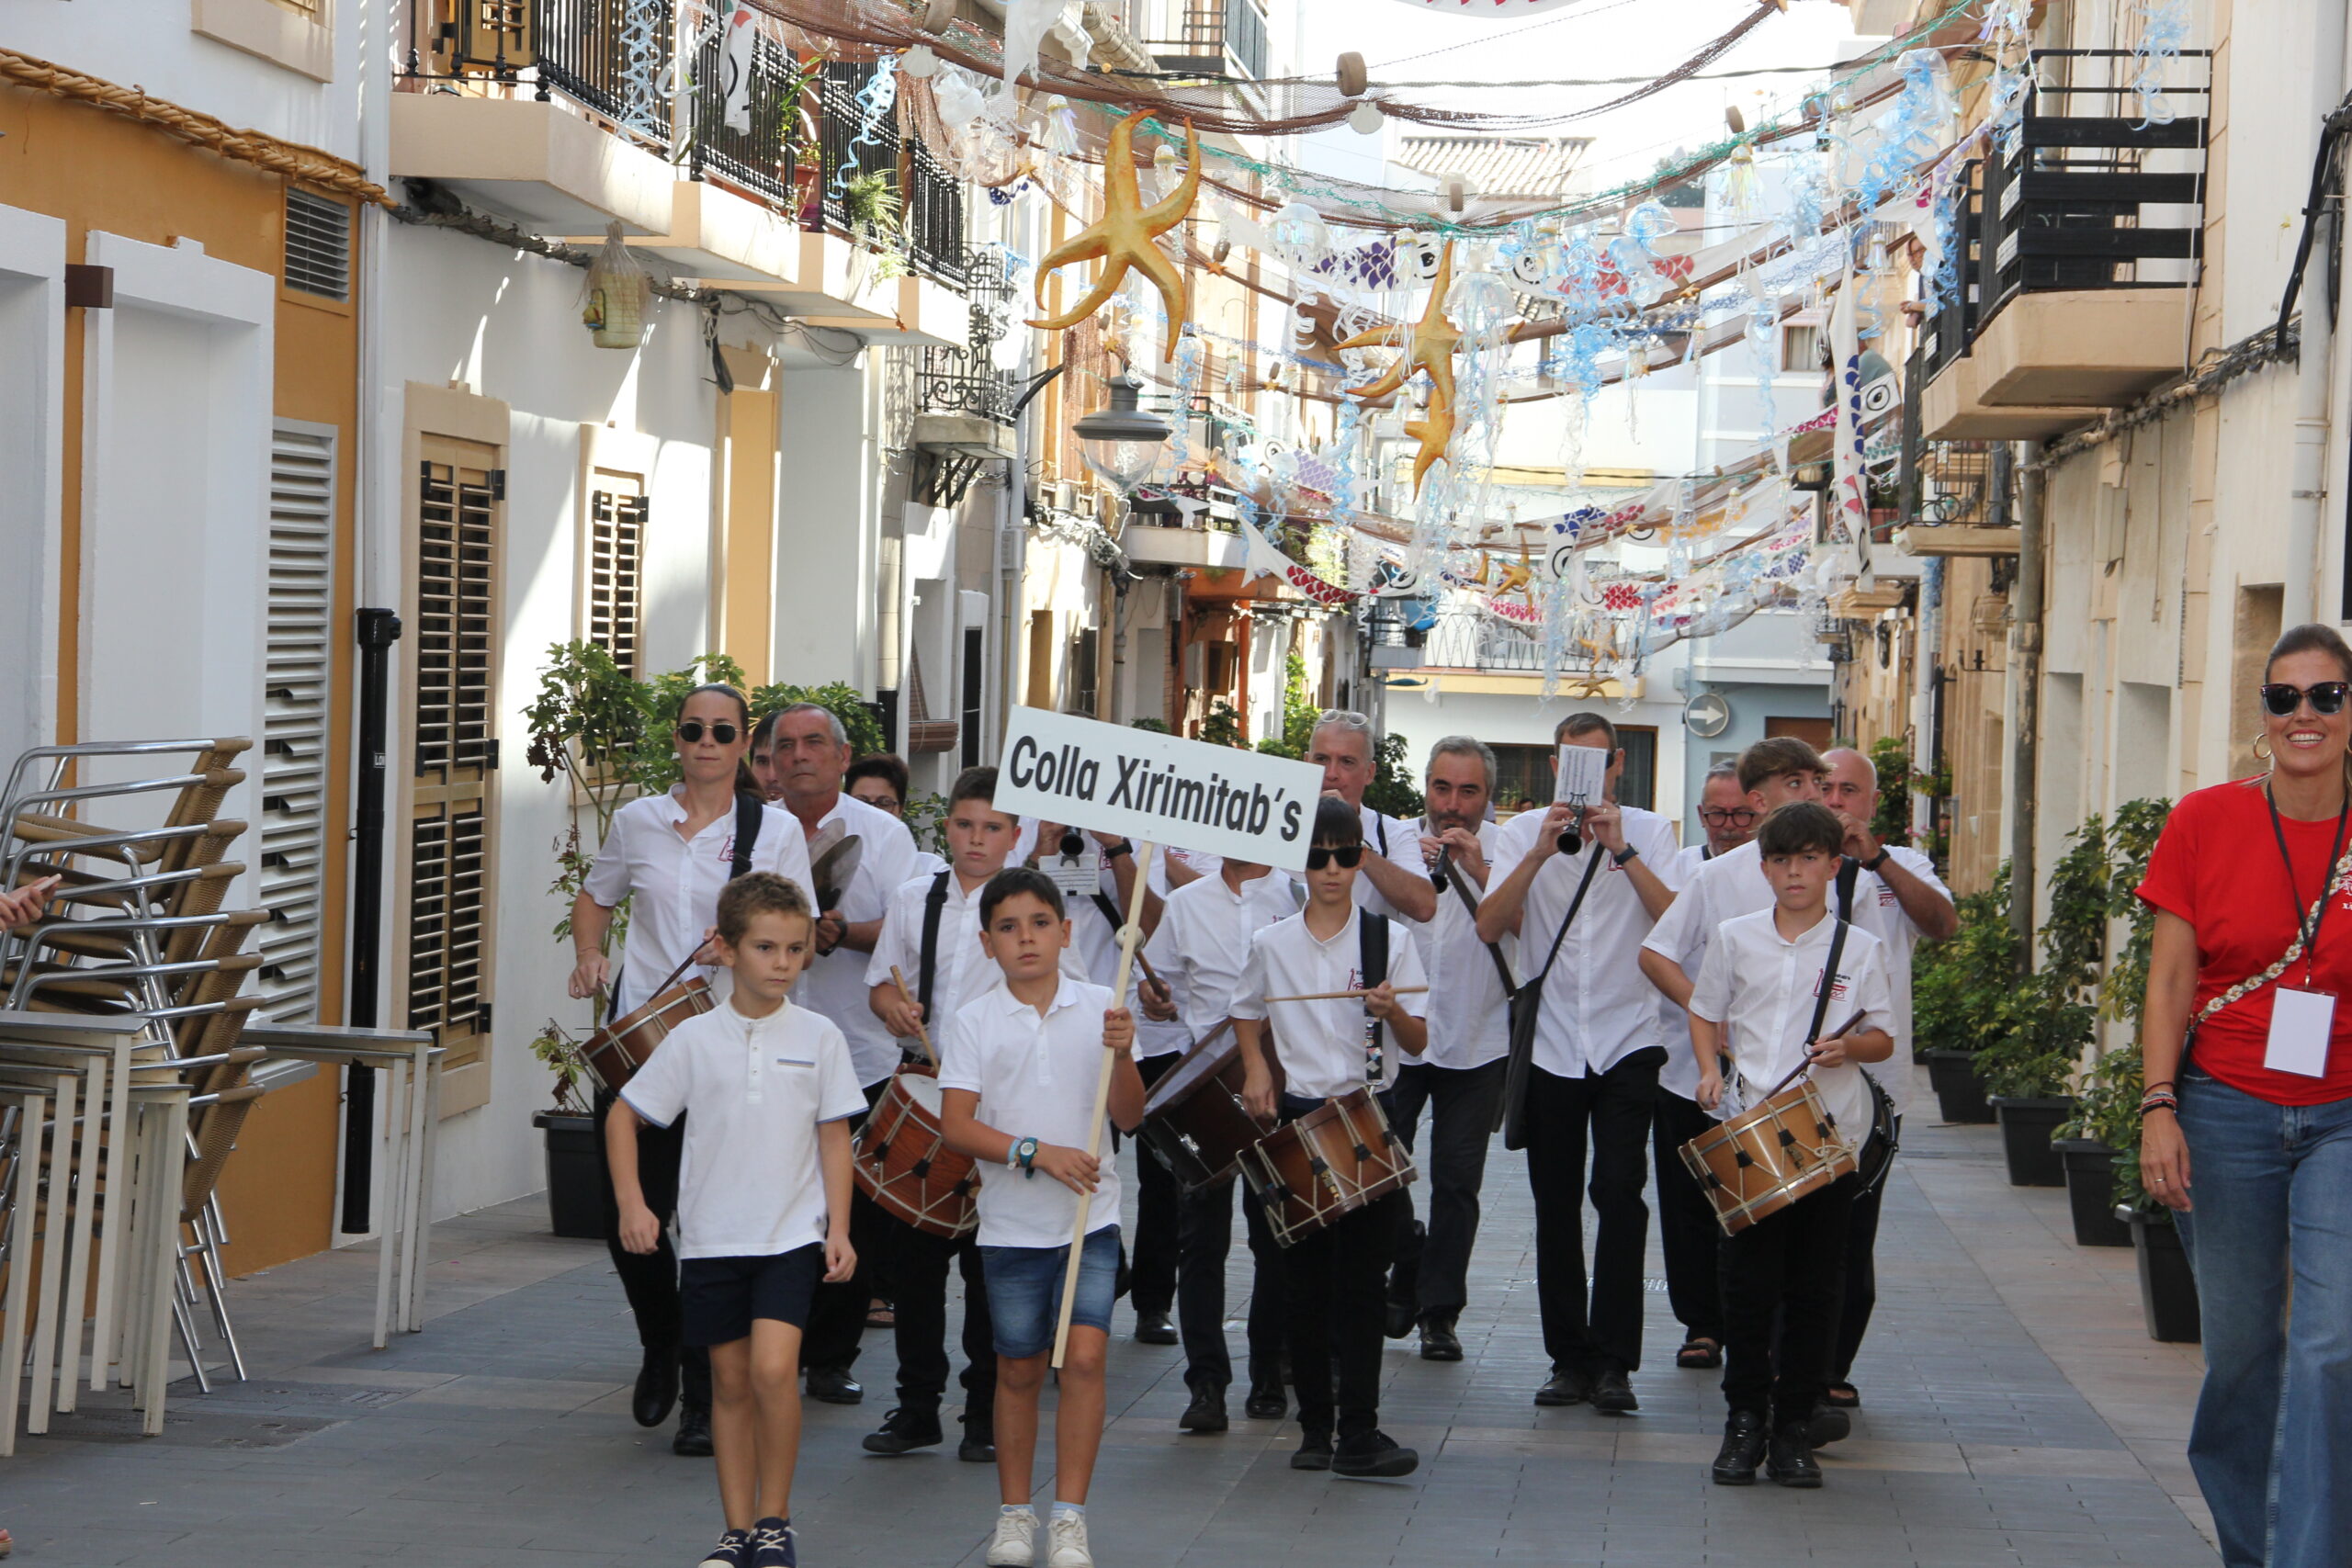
[2136, 624, 2352, 1568]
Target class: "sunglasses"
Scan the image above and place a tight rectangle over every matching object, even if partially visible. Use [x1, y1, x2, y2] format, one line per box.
[675, 720, 741, 745]
[2260, 682, 2351, 717]
[1305, 844, 1364, 871]
[1699, 807, 1759, 827]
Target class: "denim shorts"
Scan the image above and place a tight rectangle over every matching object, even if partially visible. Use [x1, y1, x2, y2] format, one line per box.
[979, 1225, 1120, 1359]
[678, 1244, 824, 1347]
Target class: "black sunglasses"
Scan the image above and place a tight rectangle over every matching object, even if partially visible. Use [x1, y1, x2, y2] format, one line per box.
[675, 720, 741, 745]
[1305, 844, 1364, 871]
[2259, 682, 2351, 717]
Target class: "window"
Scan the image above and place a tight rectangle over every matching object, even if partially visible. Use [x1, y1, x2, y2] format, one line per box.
[586, 481, 646, 679]
[959, 626, 984, 768]
[1781, 322, 1822, 376]
[1070, 626, 1100, 716]
[257, 422, 335, 1020]
[1490, 728, 1657, 814]
[283, 188, 352, 302]
[1766, 716, 1834, 751]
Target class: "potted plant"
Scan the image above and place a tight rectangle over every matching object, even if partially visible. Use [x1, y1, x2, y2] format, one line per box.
[1984, 816, 2112, 1184]
[2125, 1202, 2200, 1342]
[1912, 870, 2021, 1123]
[529, 1028, 604, 1241]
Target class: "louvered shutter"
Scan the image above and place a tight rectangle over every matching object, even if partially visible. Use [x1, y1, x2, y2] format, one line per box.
[586, 484, 646, 679]
[257, 423, 336, 1021]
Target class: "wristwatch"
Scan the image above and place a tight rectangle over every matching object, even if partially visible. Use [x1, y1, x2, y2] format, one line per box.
[1101, 840, 1135, 861]
[1012, 1135, 1040, 1178]
[1862, 847, 1892, 871]
[1611, 844, 1642, 867]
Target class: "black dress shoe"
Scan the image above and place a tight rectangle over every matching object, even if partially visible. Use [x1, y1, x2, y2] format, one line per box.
[1712, 1410, 1766, 1484]
[860, 1407, 943, 1455]
[633, 1346, 681, 1428]
[957, 1427, 996, 1463]
[1592, 1365, 1638, 1415]
[1178, 1388, 1227, 1434]
[1533, 1368, 1592, 1407]
[1417, 1314, 1463, 1363]
[1767, 1426, 1823, 1487]
[805, 1366, 864, 1405]
[672, 1404, 714, 1458]
[1331, 1430, 1419, 1478]
[1383, 1297, 1416, 1340]
[1806, 1400, 1851, 1447]
[1244, 1383, 1287, 1421]
[1290, 1431, 1334, 1471]
[1134, 1309, 1179, 1346]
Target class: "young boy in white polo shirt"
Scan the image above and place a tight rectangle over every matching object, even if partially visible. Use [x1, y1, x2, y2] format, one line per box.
[610, 874, 864, 1568]
[1232, 797, 1430, 1479]
[1685, 803, 1894, 1492]
[939, 866, 1144, 1568]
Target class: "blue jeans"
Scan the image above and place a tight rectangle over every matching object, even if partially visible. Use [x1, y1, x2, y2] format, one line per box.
[2176, 1070, 2352, 1568]
[980, 1225, 1120, 1359]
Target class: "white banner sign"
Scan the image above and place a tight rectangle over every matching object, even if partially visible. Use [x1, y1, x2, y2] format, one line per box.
[996, 706, 1326, 872]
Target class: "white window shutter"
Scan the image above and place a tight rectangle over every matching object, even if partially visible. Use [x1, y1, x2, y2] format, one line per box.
[260, 423, 336, 1021]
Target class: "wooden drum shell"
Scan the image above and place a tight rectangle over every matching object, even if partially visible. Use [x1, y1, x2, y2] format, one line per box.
[1679, 1078, 1858, 1236]
[581, 978, 714, 1092]
[853, 1069, 980, 1239]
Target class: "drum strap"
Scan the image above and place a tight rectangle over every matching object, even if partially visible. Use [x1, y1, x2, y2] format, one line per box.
[1529, 846, 1606, 993]
[1835, 854, 1860, 923]
[1089, 889, 1125, 937]
[916, 869, 952, 1023]
[729, 791, 763, 883]
[1799, 916, 1851, 1059]
[1358, 909, 1390, 1062]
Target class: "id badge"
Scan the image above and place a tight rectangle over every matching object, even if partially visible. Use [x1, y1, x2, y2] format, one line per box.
[2266, 987, 2335, 1078]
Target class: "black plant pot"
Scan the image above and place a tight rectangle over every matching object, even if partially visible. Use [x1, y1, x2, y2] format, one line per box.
[1925, 1048, 1996, 1124]
[1990, 1095, 2074, 1187]
[2054, 1139, 2132, 1247]
[533, 1110, 605, 1240]
[2126, 1207, 2200, 1343]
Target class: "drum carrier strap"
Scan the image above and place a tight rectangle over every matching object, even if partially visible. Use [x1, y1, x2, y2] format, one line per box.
[1797, 915, 1851, 1066]
[1359, 908, 1390, 1066]
[729, 791, 763, 882]
[916, 868, 953, 1024]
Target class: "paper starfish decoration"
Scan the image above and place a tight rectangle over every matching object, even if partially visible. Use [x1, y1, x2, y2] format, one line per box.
[1029, 109, 1200, 360]
[1338, 242, 1461, 494]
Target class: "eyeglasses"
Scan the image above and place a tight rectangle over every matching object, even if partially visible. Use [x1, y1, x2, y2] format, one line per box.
[1305, 844, 1364, 871]
[675, 720, 741, 745]
[1699, 807, 1759, 827]
[2259, 682, 2351, 717]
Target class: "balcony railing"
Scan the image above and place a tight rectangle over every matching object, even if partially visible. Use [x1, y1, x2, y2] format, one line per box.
[1421, 614, 1544, 671]
[684, 24, 800, 204]
[819, 61, 968, 288]
[534, 0, 674, 147]
[1146, 0, 1268, 79]
[915, 345, 1019, 425]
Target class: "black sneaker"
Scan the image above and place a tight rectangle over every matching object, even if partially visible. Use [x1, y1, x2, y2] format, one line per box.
[861, 1406, 943, 1455]
[1417, 1314, 1463, 1363]
[1533, 1368, 1592, 1407]
[1591, 1365, 1638, 1415]
[1332, 1430, 1419, 1479]
[1244, 1382, 1287, 1421]
[1767, 1426, 1823, 1488]
[805, 1366, 863, 1405]
[696, 1528, 751, 1568]
[1806, 1400, 1851, 1447]
[1713, 1411, 1767, 1484]
[958, 1421, 996, 1463]
[748, 1516, 796, 1568]
[1179, 1387, 1227, 1434]
[1134, 1308, 1179, 1346]
[673, 1405, 714, 1458]
[1290, 1430, 1334, 1471]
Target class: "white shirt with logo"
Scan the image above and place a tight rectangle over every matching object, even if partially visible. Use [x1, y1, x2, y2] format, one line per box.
[1408, 818, 1515, 1070]
[865, 869, 1090, 1053]
[1230, 906, 1430, 1100]
[1685, 908, 1894, 1147]
[937, 977, 1125, 1248]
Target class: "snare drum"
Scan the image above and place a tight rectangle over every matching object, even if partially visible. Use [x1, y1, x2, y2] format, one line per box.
[1138, 1024, 1272, 1192]
[853, 1070, 979, 1239]
[1238, 1087, 1416, 1248]
[1679, 1077, 1858, 1236]
[581, 978, 714, 1091]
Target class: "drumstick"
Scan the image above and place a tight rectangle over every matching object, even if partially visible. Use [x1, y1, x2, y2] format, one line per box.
[1759, 1010, 1871, 1101]
[889, 965, 939, 1068]
[1053, 840, 1155, 1370]
[1259, 986, 1430, 1004]
[602, 948, 705, 1024]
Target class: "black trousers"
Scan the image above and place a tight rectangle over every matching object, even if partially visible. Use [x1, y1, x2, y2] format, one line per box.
[1722, 1173, 1857, 1430]
[594, 1089, 710, 1417]
[800, 1077, 891, 1376]
[887, 1220, 996, 1430]
[1827, 1116, 1898, 1382]
[1174, 1171, 1286, 1393]
[1385, 1058, 1505, 1321]
[1652, 1085, 1726, 1347]
[1275, 1092, 1402, 1442]
[1522, 1051, 1664, 1375]
[1128, 1053, 1182, 1320]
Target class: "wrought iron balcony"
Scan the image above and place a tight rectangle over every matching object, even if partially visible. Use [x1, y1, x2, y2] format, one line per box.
[1146, 0, 1269, 80]
[533, 0, 675, 149]
[684, 23, 802, 204]
[916, 345, 1019, 425]
[1420, 613, 1544, 672]
[819, 61, 969, 289]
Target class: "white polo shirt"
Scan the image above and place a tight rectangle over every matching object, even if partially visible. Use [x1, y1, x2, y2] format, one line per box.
[1654, 842, 1721, 1100]
[1134, 847, 1223, 1058]
[792, 793, 921, 1088]
[1686, 908, 1894, 1146]
[1350, 803, 1430, 924]
[865, 868, 1090, 1050]
[1144, 866, 1300, 1043]
[938, 977, 1124, 1248]
[1489, 804, 1684, 1079]
[583, 788, 818, 1017]
[619, 998, 865, 1259]
[1230, 906, 1430, 1100]
[1643, 840, 1948, 1115]
[1409, 818, 1515, 1070]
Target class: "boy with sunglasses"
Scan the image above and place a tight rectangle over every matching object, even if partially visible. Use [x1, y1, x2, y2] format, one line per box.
[1231, 798, 1430, 1478]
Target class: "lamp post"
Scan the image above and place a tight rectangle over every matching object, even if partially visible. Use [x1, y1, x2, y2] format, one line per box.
[1073, 370, 1172, 497]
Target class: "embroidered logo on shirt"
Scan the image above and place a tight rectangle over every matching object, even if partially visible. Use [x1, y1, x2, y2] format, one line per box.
[1813, 969, 1852, 1001]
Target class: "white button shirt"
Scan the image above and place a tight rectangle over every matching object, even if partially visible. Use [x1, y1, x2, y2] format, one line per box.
[1686, 908, 1894, 1147]
[1489, 804, 1684, 1078]
[1230, 906, 1430, 1100]
[938, 977, 1124, 1249]
[1409, 818, 1515, 1070]
[1351, 803, 1430, 924]
[1654, 842, 1719, 1100]
[583, 788, 817, 1017]
[1643, 841, 1948, 1115]
[792, 794, 922, 1088]
[619, 998, 865, 1258]
[1144, 867, 1300, 1043]
[865, 868, 1089, 1050]
[1134, 847, 1222, 1058]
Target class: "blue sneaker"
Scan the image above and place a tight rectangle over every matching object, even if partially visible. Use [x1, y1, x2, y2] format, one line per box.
[697, 1529, 751, 1568]
[749, 1517, 796, 1568]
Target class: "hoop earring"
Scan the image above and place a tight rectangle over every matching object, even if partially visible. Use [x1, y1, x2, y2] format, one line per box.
[2254, 733, 2273, 761]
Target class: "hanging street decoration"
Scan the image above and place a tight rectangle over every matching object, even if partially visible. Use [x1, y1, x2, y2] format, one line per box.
[1028, 108, 1201, 359]
[1337, 241, 1463, 496]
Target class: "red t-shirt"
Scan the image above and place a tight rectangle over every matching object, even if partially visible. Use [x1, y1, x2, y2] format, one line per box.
[2137, 778, 2352, 1106]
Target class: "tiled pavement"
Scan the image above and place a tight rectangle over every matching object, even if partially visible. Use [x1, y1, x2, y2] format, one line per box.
[3, 1070, 2218, 1567]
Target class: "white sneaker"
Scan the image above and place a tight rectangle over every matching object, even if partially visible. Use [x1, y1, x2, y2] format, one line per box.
[986, 1509, 1037, 1567]
[1046, 1512, 1093, 1568]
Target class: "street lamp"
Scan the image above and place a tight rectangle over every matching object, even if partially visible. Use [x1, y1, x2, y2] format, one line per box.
[1073, 370, 1172, 495]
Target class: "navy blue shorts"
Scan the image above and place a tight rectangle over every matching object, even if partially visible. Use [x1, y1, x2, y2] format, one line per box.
[679, 1243, 824, 1347]
[980, 1226, 1120, 1359]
